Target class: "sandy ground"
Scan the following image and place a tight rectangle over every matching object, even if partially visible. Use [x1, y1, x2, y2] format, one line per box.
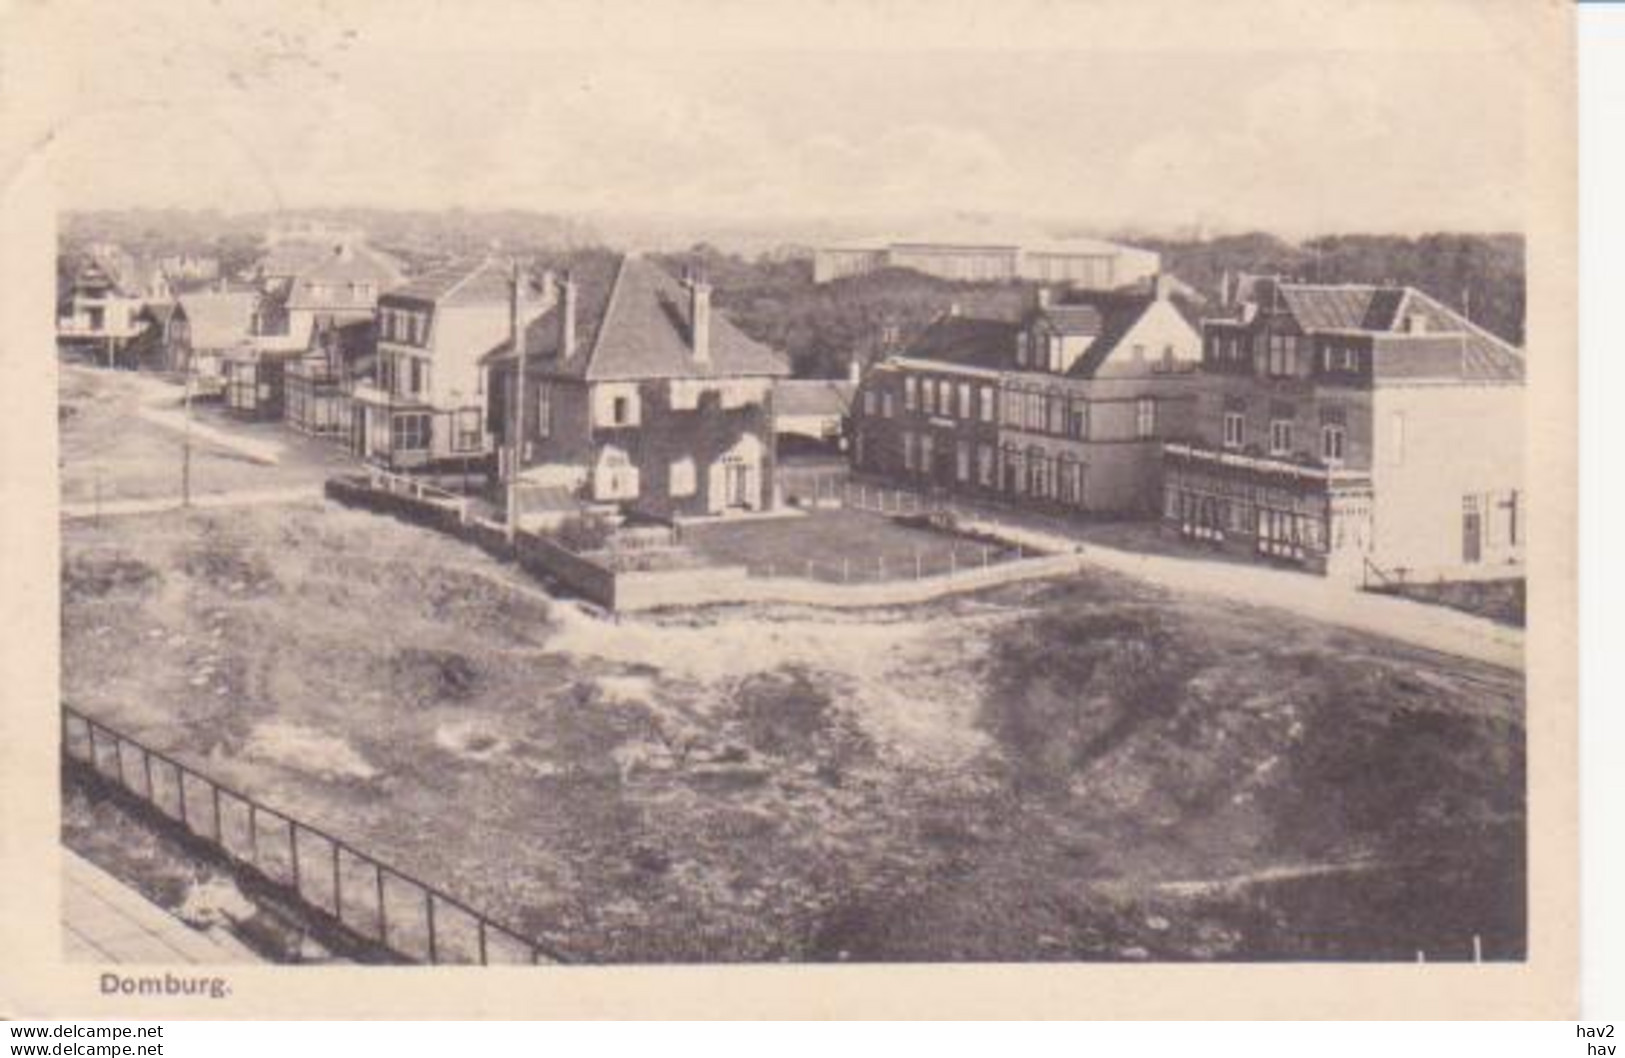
[61, 499, 1526, 962]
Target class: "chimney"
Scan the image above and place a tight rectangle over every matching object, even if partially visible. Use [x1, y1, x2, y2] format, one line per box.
[946, 301, 961, 318]
[848, 354, 862, 385]
[689, 273, 712, 364]
[557, 271, 578, 361]
[1151, 273, 1172, 301]
[1034, 286, 1052, 311]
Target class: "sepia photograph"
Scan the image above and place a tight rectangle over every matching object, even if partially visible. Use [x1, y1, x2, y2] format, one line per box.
[0, 0, 1579, 1020]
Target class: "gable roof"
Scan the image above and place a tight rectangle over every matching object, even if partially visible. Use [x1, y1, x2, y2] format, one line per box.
[775, 379, 856, 417]
[1032, 290, 1167, 377]
[898, 288, 1173, 378]
[176, 291, 258, 350]
[493, 256, 789, 381]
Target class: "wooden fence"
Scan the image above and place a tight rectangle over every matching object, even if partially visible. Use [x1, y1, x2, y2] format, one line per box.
[61, 704, 567, 966]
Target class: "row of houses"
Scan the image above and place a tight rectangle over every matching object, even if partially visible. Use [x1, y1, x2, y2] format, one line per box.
[58, 230, 1524, 581]
[59, 238, 811, 524]
[849, 276, 1525, 580]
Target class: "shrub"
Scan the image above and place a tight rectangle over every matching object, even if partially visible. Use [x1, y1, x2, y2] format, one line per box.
[553, 512, 614, 553]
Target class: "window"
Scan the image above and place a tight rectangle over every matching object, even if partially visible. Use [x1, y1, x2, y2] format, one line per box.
[958, 382, 972, 419]
[612, 395, 630, 425]
[670, 457, 697, 497]
[977, 444, 995, 486]
[1269, 419, 1294, 456]
[1136, 398, 1157, 439]
[902, 431, 916, 471]
[863, 390, 877, 416]
[1016, 334, 1029, 367]
[940, 380, 954, 416]
[921, 379, 935, 415]
[955, 441, 971, 482]
[1027, 392, 1045, 432]
[1069, 399, 1089, 439]
[1223, 412, 1245, 449]
[918, 433, 934, 475]
[392, 412, 430, 452]
[1321, 423, 1345, 464]
[1048, 394, 1066, 435]
[1267, 334, 1298, 377]
[1028, 447, 1052, 498]
[980, 386, 996, 423]
[455, 409, 482, 451]
[881, 392, 895, 418]
[1004, 390, 1023, 429]
[1059, 458, 1084, 505]
[408, 358, 428, 399]
[905, 376, 918, 411]
[535, 381, 552, 440]
[1004, 446, 1025, 493]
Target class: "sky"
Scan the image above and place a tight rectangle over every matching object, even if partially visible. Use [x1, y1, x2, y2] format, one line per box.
[13, 0, 1530, 241]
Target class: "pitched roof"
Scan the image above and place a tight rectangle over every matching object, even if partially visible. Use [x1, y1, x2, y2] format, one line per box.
[384, 257, 519, 307]
[1269, 283, 1523, 382]
[1275, 284, 1407, 332]
[897, 286, 1178, 379]
[176, 291, 259, 350]
[775, 379, 856, 417]
[282, 244, 406, 308]
[495, 256, 789, 381]
[901, 316, 1020, 370]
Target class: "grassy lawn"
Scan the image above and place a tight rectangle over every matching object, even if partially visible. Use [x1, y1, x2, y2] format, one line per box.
[62, 499, 1525, 962]
[59, 365, 357, 506]
[681, 507, 1023, 582]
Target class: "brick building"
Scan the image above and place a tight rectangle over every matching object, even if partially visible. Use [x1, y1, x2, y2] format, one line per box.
[1162, 281, 1525, 578]
[483, 256, 790, 523]
[850, 278, 1202, 515]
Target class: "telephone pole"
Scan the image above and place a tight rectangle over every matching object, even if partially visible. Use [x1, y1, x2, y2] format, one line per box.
[505, 257, 526, 542]
[180, 353, 193, 507]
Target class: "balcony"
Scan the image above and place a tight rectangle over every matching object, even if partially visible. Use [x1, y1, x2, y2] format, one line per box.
[1162, 441, 1371, 488]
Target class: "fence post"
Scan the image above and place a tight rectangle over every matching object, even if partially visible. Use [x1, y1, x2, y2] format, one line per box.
[376, 864, 388, 945]
[142, 749, 155, 800]
[248, 803, 258, 864]
[1473, 935, 1482, 963]
[842, 558, 850, 583]
[289, 820, 301, 893]
[86, 723, 96, 772]
[113, 737, 125, 788]
[478, 919, 489, 966]
[213, 785, 223, 843]
[332, 841, 343, 920]
[176, 763, 188, 828]
[426, 893, 439, 963]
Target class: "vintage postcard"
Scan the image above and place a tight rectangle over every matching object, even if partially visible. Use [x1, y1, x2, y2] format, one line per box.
[0, 0, 1577, 1019]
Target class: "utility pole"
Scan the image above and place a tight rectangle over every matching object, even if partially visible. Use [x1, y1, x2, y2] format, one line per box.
[505, 257, 526, 543]
[181, 354, 193, 508]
